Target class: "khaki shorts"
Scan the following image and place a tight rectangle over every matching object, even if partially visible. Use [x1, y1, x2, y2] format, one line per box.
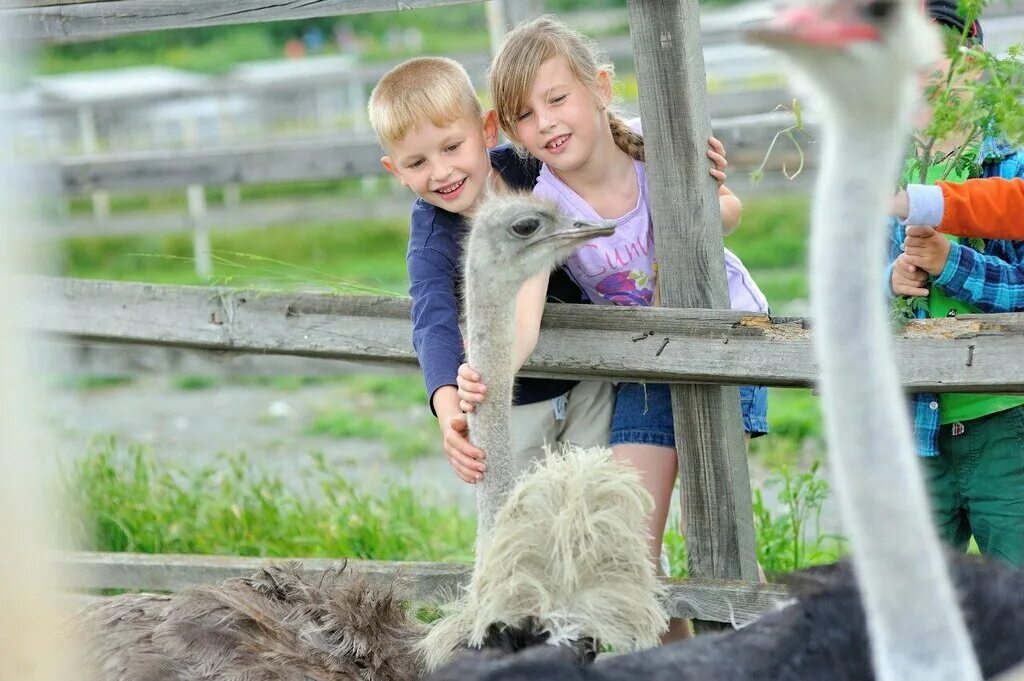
[509, 381, 614, 477]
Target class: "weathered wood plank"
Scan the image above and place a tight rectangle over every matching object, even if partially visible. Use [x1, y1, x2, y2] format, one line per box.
[47, 112, 813, 195]
[3, 0, 480, 42]
[629, 0, 758, 610]
[57, 551, 792, 624]
[29, 277, 1024, 392]
[43, 341, 406, 376]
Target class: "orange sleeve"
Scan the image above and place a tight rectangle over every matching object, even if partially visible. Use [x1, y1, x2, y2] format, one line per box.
[936, 177, 1024, 239]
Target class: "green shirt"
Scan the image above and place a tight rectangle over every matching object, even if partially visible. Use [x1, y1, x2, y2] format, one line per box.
[917, 160, 1024, 423]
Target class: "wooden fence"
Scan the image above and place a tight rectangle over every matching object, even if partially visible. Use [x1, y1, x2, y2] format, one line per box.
[35, 277, 1024, 393]
[15, 0, 1024, 633]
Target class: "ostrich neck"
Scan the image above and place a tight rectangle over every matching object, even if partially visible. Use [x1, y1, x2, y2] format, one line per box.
[464, 283, 518, 542]
[813, 108, 981, 681]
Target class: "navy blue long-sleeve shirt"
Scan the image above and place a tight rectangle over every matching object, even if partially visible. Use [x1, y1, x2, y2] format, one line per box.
[406, 145, 584, 413]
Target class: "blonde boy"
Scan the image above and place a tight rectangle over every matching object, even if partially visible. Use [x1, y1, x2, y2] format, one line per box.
[368, 57, 613, 485]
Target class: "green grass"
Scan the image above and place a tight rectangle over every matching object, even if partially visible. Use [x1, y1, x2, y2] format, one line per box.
[62, 438, 842, 575]
[58, 375, 136, 391]
[57, 193, 812, 303]
[725, 195, 810, 269]
[341, 374, 427, 411]
[308, 405, 435, 463]
[58, 218, 411, 293]
[173, 375, 219, 391]
[61, 440, 474, 562]
[749, 388, 825, 469]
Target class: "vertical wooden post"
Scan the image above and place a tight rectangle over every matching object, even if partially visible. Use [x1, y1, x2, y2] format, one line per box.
[0, 17, 62, 681]
[627, 0, 759, 607]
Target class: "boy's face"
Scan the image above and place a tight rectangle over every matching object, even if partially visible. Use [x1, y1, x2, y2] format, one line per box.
[381, 111, 499, 215]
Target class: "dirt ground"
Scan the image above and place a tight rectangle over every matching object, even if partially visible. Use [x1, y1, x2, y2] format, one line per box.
[43, 373, 842, 538]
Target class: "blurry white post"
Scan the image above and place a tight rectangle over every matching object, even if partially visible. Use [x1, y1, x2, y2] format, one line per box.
[182, 116, 212, 278]
[0, 11, 64, 681]
[486, 0, 545, 53]
[77, 104, 110, 221]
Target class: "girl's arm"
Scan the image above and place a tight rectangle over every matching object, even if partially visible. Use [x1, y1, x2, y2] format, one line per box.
[708, 137, 742, 235]
[456, 271, 549, 412]
[719, 184, 742, 235]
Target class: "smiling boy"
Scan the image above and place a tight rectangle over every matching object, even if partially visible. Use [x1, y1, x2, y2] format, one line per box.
[367, 57, 614, 486]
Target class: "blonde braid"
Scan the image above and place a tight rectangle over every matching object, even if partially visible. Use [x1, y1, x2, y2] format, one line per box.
[608, 113, 644, 162]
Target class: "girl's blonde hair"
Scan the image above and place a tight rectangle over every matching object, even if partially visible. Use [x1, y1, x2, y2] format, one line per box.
[489, 15, 644, 162]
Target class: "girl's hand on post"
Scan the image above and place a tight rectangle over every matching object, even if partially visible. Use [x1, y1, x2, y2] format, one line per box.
[456, 362, 488, 413]
[708, 136, 728, 186]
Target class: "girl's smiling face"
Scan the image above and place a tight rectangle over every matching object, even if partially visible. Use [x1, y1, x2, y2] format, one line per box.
[513, 56, 612, 174]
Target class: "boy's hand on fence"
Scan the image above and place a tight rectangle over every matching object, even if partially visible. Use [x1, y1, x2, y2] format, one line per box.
[440, 412, 486, 484]
[892, 252, 930, 297]
[902, 224, 950, 276]
[456, 362, 488, 413]
[708, 136, 728, 186]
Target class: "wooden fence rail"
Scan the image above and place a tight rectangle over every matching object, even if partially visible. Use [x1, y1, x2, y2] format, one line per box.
[58, 551, 791, 625]
[4, 0, 767, 45]
[31, 277, 1024, 392]
[49, 111, 814, 196]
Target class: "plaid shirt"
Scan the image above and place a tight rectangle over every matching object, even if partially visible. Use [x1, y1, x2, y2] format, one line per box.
[887, 140, 1024, 456]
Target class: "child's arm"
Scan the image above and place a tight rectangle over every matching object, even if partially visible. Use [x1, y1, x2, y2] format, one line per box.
[708, 136, 742, 234]
[719, 184, 742, 235]
[905, 225, 1024, 313]
[894, 178, 1024, 239]
[408, 245, 486, 483]
[456, 271, 549, 413]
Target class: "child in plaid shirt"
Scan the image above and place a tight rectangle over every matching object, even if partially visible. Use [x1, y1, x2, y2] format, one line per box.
[886, 2, 1024, 566]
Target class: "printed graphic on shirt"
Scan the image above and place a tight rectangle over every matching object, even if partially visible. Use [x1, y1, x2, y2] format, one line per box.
[594, 269, 655, 306]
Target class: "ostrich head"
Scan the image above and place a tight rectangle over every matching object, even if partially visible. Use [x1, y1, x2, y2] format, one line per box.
[747, 0, 939, 120]
[464, 193, 616, 293]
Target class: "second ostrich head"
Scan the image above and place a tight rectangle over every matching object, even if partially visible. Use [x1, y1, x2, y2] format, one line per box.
[748, 2, 979, 681]
[462, 192, 615, 540]
[748, 0, 939, 123]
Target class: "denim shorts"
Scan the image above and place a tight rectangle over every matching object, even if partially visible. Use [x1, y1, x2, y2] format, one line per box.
[609, 382, 769, 448]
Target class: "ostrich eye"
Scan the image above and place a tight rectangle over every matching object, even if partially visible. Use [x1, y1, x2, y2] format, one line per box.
[862, 0, 895, 20]
[509, 216, 541, 238]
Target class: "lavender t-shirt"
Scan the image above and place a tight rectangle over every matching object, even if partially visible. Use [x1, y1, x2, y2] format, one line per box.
[533, 160, 768, 313]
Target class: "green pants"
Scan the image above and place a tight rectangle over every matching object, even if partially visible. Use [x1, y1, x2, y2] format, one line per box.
[920, 405, 1024, 567]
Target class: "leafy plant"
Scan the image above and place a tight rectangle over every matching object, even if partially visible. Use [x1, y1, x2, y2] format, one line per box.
[905, 0, 1024, 186]
[664, 459, 844, 578]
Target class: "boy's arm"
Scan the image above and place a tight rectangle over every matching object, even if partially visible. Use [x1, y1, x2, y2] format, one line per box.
[408, 245, 465, 412]
[901, 178, 1024, 239]
[933, 241, 1024, 313]
[408, 245, 486, 481]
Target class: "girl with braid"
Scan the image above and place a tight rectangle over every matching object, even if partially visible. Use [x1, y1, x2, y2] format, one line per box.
[456, 15, 769, 642]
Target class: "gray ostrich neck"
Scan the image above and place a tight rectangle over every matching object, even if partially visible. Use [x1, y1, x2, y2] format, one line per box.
[813, 104, 981, 681]
[465, 282, 518, 543]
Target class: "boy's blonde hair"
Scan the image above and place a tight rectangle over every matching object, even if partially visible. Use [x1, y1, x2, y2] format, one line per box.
[368, 56, 483, 148]
[489, 15, 644, 161]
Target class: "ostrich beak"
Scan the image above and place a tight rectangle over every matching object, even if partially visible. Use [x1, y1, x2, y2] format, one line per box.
[746, 4, 881, 47]
[534, 219, 616, 245]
